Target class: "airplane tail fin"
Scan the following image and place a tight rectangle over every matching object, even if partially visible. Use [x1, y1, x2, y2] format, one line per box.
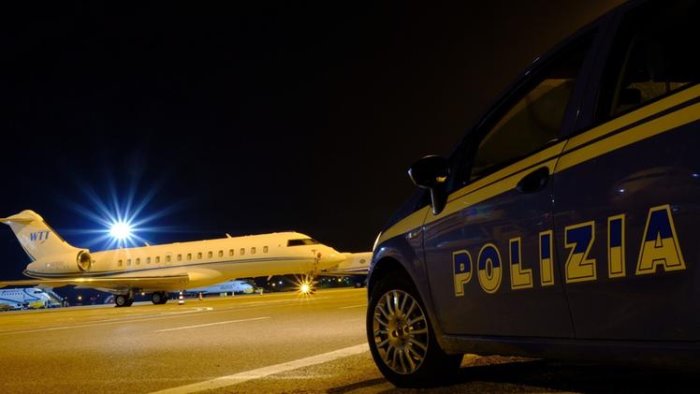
[0, 210, 79, 261]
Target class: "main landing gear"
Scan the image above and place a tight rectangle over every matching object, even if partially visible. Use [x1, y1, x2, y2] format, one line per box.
[114, 291, 169, 307]
[151, 291, 168, 305]
[114, 292, 134, 307]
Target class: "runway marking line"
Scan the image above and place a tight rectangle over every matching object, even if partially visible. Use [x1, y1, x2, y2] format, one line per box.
[149, 343, 369, 394]
[154, 317, 271, 332]
[0, 308, 212, 336]
[339, 304, 366, 309]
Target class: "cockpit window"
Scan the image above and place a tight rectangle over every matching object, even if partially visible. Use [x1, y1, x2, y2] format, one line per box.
[287, 238, 320, 247]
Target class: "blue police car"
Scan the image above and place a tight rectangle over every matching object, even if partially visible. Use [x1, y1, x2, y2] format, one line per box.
[366, 0, 700, 387]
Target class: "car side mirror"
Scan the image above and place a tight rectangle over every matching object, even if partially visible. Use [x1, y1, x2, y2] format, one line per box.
[408, 155, 450, 215]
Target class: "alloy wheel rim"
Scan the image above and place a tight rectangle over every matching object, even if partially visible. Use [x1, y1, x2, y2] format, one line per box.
[372, 289, 429, 375]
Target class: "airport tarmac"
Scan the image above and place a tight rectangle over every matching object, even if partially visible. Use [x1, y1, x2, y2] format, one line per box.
[0, 288, 695, 393]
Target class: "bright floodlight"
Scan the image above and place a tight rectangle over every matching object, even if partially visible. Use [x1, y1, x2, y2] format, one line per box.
[110, 221, 132, 240]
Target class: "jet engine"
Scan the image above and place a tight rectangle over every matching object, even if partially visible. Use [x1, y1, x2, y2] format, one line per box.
[77, 250, 92, 271]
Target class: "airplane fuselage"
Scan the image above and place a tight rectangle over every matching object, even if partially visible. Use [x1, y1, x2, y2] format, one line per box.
[23, 232, 344, 292]
[1, 210, 358, 307]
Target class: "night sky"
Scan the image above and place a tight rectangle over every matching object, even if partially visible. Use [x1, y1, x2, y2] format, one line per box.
[0, 1, 622, 279]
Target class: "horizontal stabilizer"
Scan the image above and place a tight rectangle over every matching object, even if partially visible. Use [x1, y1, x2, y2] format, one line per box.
[0, 274, 190, 292]
[0, 211, 37, 223]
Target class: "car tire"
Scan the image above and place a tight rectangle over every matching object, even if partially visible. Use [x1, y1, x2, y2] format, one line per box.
[366, 274, 462, 387]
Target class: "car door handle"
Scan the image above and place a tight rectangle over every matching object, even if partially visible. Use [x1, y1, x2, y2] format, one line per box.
[516, 167, 550, 193]
[407, 228, 422, 240]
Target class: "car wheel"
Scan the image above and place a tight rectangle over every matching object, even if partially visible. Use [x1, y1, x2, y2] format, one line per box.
[367, 274, 461, 387]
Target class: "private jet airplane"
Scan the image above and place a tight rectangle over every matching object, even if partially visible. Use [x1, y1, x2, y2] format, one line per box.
[0, 287, 61, 309]
[0, 210, 346, 307]
[187, 279, 255, 295]
[322, 251, 372, 277]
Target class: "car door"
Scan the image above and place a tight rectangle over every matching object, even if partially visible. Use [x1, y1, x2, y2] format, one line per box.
[422, 29, 599, 337]
[553, 0, 700, 340]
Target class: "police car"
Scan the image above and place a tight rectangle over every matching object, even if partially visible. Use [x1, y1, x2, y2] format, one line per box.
[366, 0, 700, 387]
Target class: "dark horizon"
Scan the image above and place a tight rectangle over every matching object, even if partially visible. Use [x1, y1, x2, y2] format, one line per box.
[0, 1, 623, 279]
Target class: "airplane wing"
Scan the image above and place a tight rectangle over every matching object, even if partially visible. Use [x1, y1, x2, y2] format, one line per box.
[0, 274, 190, 292]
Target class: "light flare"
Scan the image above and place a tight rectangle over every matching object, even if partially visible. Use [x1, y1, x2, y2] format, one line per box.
[109, 221, 132, 240]
[61, 171, 186, 250]
[299, 282, 312, 294]
[295, 274, 317, 297]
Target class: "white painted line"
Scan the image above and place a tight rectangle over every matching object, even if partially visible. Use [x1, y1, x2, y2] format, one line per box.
[0, 308, 213, 336]
[92, 307, 215, 323]
[150, 343, 369, 394]
[155, 317, 270, 333]
[339, 304, 366, 309]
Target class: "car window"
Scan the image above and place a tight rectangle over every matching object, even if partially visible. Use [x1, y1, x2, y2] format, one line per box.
[596, 0, 699, 120]
[466, 32, 595, 183]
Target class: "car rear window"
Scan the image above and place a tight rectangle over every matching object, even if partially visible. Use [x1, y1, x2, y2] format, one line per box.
[596, 0, 700, 120]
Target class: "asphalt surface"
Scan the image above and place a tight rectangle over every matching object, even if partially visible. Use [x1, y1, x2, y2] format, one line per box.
[0, 288, 696, 393]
